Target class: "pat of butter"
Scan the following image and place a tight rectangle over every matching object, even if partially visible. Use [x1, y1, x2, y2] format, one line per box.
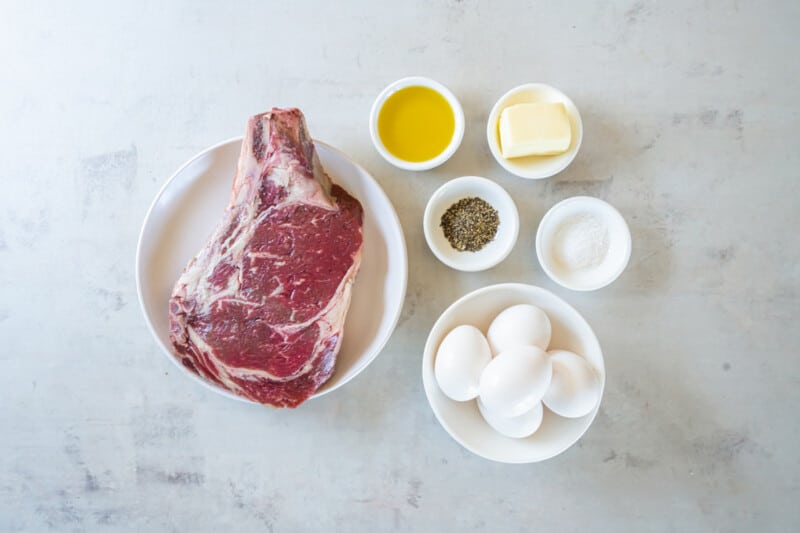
[499, 102, 571, 158]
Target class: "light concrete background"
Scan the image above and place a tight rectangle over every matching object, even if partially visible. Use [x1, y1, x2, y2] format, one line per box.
[1, 1, 798, 531]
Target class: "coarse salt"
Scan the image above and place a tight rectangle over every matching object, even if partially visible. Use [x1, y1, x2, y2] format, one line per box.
[553, 213, 609, 271]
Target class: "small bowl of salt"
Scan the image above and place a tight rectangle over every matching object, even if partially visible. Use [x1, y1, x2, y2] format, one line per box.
[536, 196, 631, 291]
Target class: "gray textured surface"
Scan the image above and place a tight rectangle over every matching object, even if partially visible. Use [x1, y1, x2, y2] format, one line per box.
[1, 1, 798, 531]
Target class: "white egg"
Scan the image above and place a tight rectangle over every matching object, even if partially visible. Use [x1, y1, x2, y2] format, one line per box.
[478, 345, 552, 417]
[478, 398, 544, 439]
[542, 350, 601, 418]
[487, 304, 552, 355]
[434, 325, 492, 401]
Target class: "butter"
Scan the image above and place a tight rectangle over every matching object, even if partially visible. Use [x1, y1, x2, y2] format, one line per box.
[498, 102, 571, 158]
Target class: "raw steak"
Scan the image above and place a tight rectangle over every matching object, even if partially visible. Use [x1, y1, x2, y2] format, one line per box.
[169, 108, 364, 407]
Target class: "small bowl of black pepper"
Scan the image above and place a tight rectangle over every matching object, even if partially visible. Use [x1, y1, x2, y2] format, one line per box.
[423, 176, 519, 272]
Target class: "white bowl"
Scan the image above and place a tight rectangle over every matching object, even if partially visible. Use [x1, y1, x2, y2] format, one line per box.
[536, 196, 631, 291]
[486, 83, 583, 179]
[136, 138, 408, 404]
[422, 284, 605, 463]
[369, 76, 465, 171]
[423, 176, 519, 272]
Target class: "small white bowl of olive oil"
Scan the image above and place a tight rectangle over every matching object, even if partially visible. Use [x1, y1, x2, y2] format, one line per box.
[370, 77, 465, 171]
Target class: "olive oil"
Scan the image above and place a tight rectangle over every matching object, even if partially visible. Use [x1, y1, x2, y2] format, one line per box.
[377, 85, 455, 163]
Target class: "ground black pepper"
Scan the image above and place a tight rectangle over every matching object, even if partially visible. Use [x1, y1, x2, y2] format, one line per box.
[440, 196, 500, 252]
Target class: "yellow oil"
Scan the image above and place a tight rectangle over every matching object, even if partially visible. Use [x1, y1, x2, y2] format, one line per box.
[377, 85, 455, 163]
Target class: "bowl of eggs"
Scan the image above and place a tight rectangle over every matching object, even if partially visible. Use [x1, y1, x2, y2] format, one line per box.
[422, 283, 605, 463]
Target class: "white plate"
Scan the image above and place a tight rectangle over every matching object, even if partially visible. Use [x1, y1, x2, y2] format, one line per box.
[422, 283, 605, 463]
[136, 138, 408, 403]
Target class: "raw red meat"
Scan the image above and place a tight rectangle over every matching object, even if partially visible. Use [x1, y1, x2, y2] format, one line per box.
[169, 108, 364, 407]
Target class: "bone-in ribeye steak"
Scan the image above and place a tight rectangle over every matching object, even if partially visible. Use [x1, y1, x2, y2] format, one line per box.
[169, 108, 364, 407]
